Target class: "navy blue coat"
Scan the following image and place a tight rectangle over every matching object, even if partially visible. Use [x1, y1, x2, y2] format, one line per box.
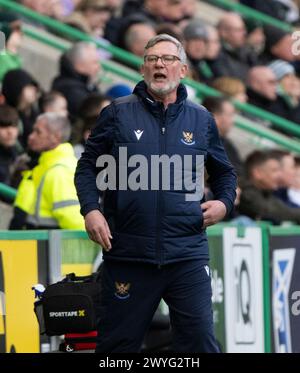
[75, 81, 237, 265]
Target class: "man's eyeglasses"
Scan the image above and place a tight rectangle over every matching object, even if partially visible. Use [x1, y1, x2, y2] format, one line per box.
[144, 55, 181, 66]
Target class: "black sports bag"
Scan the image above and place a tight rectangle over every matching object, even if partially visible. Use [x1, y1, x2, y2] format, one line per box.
[34, 272, 102, 336]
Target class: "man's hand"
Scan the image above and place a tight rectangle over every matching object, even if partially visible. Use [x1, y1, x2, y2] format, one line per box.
[84, 210, 113, 251]
[201, 200, 227, 228]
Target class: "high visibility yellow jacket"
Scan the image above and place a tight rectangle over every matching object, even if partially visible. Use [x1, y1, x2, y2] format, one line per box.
[14, 169, 35, 214]
[26, 143, 84, 229]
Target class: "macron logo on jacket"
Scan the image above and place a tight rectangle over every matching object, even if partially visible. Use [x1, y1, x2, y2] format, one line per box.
[134, 130, 144, 141]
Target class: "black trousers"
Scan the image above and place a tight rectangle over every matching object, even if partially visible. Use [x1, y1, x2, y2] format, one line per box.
[95, 259, 220, 353]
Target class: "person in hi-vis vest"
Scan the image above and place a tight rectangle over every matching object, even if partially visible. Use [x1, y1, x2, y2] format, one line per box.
[11, 113, 84, 230]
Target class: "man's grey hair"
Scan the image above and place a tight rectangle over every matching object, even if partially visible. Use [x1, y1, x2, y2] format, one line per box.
[144, 34, 187, 64]
[38, 113, 71, 142]
[65, 41, 96, 64]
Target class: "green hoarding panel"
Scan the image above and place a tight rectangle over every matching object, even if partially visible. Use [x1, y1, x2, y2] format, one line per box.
[209, 234, 226, 352]
[61, 238, 100, 264]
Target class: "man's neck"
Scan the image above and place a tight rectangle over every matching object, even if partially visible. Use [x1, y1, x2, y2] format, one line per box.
[147, 89, 177, 109]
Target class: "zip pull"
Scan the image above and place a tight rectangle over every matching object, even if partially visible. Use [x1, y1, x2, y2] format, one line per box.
[161, 127, 166, 135]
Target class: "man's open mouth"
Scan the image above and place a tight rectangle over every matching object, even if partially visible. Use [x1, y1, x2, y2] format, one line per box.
[153, 73, 167, 81]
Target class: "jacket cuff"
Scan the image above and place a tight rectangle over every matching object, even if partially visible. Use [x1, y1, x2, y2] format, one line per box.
[218, 198, 234, 217]
[80, 203, 101, 217]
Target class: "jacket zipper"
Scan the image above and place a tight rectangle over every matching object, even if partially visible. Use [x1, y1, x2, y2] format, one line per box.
[157, 107, 167, 268]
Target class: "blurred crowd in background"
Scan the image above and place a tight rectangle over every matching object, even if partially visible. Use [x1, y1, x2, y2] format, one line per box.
[1, 0, 300, 228]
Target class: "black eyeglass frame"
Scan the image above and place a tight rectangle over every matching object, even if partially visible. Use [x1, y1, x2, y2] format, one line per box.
[144, 54, 182, 65]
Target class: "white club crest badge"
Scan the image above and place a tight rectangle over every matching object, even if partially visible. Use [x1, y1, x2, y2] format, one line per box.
[181, 131, 195, 146]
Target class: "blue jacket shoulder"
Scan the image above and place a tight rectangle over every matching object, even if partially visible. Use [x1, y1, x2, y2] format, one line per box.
[113, 94, 139, 106]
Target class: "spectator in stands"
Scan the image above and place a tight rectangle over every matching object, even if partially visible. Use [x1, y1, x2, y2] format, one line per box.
[239, 150, 300, 224]
[211, 12, 257, 80]
[59, 0, 83, 17]
[119, 18, 156, 57]
[39, 91, 68, 117]
[122, 0, 186, 25]
[287, 156, 300, 207]
[48, 0, 67, 21]
[20, 0, 53, 16]
[120, 0, 193, 30]
[155, 23, 183, 42]
[269, 150, 298, 207]
[205, 25, 221, 63]
[64, 0, 112, 37]
[104, 0, 128, 44]
[120, 0, 140, 17]
[115, 14, 153, 50]
[211, 77, 248, 103]
[203, 96, 244, 178]
[183, 19, 214, 83]
[52, 42, 101, 120]
[1, 68, 41, 148]
[78, 92, 111, 119]
[0, 104, 21, 186]
[21, 0, 84, 20]
[11, 113, 84, 230]
[244, 18, 265, 56]
[260, 25, 295, 64]
[268, 60, 300, 124]
[0, 12, 23, 82]
[160, 0, 187, 23]
[72, 93, 111, 158]
[240, 0, 299, 25]
[105, 0, 124, 13]
[182, 0, 197, 20]
[121, 0, 160, 19]
[246, 66, 278, 112]
[20, 0, 67, 20]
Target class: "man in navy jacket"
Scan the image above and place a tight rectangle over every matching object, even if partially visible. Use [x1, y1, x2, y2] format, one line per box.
[75, 34, 237, 353]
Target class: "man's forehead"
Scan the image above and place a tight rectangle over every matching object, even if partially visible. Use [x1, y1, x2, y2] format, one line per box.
[264, 159, 280, 168]
[146, 41, 178, 55]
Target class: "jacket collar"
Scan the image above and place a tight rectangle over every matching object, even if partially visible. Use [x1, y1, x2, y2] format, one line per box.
[246, 87, 275, 107]
[133, 80, 187, 117]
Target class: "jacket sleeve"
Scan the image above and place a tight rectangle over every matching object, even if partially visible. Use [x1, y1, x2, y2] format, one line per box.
[205, 113, 237, 216]
[9, 207, 28, 230]
[74, 104, 115, 217]
[9, 171, 34, 230]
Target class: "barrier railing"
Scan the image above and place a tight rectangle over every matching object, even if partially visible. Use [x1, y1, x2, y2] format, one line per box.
[0, 0, 300, 138]
[0, 182, 17, 201]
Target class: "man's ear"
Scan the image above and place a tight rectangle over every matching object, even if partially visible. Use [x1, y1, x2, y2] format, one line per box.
[140, 64, 145, 76]
[51, 131, 61, 146]
[180, 64, 188, 79]
[252, 167, 261, 181]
